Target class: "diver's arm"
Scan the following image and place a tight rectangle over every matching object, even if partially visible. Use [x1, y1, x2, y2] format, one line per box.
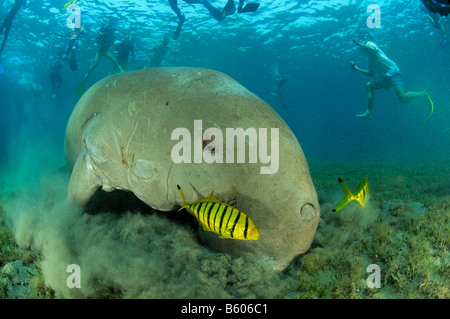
[351, 39, 375, 76]
[355, 66, 373, 76]
[352, 38, 375, 51]
[351, 61, 374, 77]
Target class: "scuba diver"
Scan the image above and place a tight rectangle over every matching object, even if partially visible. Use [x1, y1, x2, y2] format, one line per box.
[62, 25, 85, 71]
[0, 0, 28, 71]
[77, 21, 124, 95]
[351, 39, 434, 123]
[420, 4, 448, 47]
[113, 35, 135, 72]
[49, 59, 63, 98]
[427, 12, 448, 46]
[422, 0, 450, 16]
[271, 61, 290, 110]
[169, 0, 260, 40]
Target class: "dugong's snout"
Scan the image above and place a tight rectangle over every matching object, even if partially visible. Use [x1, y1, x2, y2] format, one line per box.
[300, 202, 319, 221]
[268, 199, 319, 271]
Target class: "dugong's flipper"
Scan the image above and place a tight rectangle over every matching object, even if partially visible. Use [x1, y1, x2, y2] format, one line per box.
[68, 150, 102, 206]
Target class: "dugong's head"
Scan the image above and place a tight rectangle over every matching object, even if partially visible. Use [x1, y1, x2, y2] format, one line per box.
[65, 68, 320, 271]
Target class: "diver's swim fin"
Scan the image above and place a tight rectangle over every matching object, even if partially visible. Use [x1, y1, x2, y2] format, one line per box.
[423, 89, 434, 124]
[68, 57, 78, 71]
[63, 0, 78, 11]
[223, 0, 236, 16]
[238, 3, 260, 13]
[77, 78, 87, 96]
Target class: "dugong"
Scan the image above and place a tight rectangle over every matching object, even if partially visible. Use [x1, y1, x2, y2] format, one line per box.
[64, 68, 320, 271]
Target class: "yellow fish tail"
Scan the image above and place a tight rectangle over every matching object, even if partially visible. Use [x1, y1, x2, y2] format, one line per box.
[332, 178, 355, 212]
[332, 176, 370, 212]
[354, 175, 370, 207]
[177, 184, 188, 206]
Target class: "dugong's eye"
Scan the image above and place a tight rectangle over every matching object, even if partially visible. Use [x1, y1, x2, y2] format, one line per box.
[82, 112, 99, 130]
[300, 203, 316, 221]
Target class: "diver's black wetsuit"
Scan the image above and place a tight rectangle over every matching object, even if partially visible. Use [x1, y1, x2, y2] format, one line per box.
[422, 0, 450, 16]
[168, 0, 259, 39]
[168, 0, 226, 39]
[0, 0, 27, 56]
[150, 36, 169, 67]
[115, 38, 135, 71]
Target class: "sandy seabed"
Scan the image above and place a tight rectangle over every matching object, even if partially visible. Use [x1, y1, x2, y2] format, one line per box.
[0, 161, 448, 299]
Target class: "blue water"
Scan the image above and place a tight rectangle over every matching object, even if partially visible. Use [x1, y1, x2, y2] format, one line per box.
[1, 0, 449, 175]
[0, 0, 449, 299]
[1, 0, 449, 170]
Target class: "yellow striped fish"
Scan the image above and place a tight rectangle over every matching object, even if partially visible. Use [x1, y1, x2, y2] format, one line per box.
[177, 185, 259, 240]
